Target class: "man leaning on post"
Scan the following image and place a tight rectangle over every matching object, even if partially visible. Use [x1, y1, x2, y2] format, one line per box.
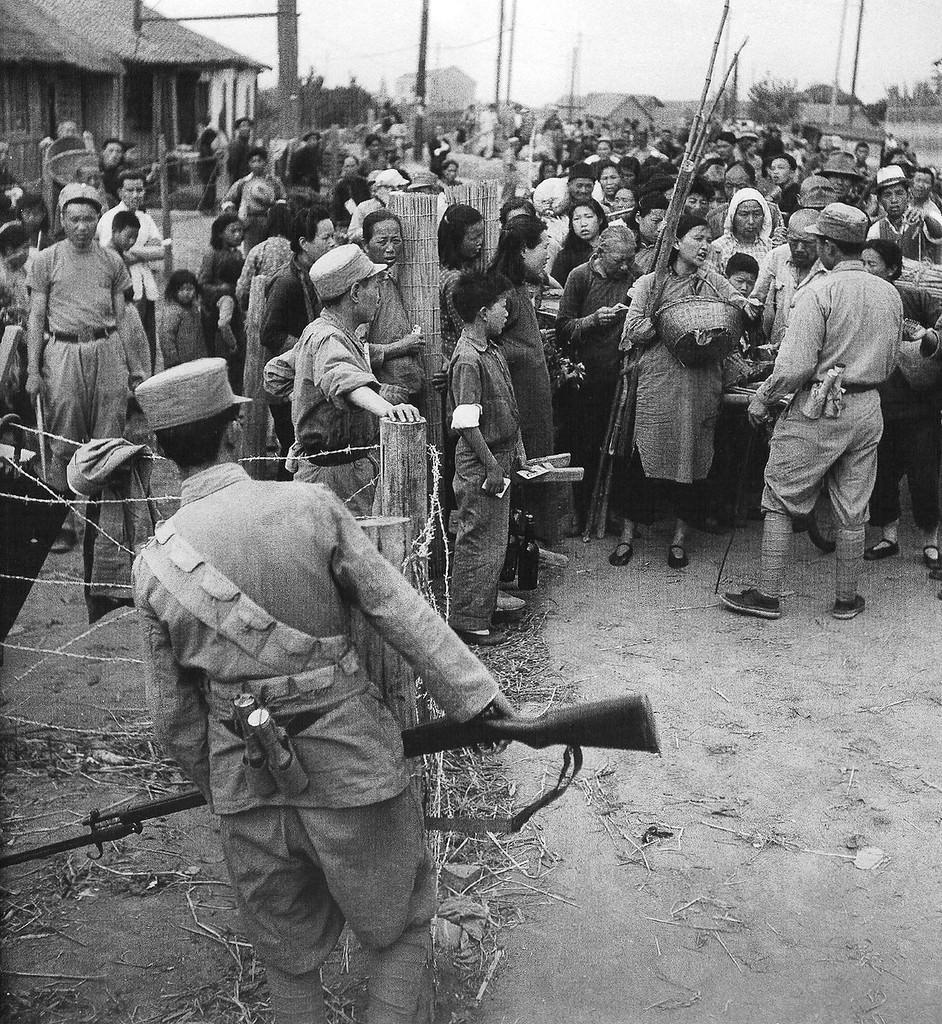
[723, 203, 902, 621]
[132, 357, 514, 1023]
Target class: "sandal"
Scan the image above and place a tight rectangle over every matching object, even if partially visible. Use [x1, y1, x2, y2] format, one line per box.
[608, 541, 633, 566]
[863, 539, 899, 561]
[923, 546, 941, 571]
[667, 544, 688, 569]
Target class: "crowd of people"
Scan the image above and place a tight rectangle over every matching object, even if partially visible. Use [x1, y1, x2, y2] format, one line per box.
[2, 113, 941, 612]
[3, 107, 942, 1024]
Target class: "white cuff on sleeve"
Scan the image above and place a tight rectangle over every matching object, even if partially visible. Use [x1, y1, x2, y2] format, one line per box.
[451, 403, 482, 430]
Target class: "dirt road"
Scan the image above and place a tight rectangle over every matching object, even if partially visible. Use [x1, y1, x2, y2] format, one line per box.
[486, 519, 941, 1023]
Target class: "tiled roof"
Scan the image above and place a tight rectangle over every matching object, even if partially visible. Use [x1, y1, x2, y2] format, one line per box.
[7, 0, 267, 71]
[0, 0, 122, 71]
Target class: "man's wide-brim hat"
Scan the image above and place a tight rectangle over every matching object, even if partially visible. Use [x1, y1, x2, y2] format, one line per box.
[135, 358, 250, 431]
[309, 244, 386, 301]
[799, 174, 841, 210]
[805, 202, 869, 244]
[820, 151, 863, 180]
[874, 164, 908, 192]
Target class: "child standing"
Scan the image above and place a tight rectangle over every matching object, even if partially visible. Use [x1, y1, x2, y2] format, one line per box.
[158, 270, 208, 369]
[448, 271, 524, 646]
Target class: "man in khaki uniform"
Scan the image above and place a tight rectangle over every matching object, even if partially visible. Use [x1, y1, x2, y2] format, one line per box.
[26, 183, 133, 496]
[291, 245, 421, 515]
[133, 358, 513, 1023]
[724, 204, 902, 621]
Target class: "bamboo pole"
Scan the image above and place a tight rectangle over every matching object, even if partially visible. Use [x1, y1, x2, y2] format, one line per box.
[388, 191, 444, 451]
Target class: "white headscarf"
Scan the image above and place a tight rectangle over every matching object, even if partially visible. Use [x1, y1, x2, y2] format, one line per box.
[723, 187, 772, 243]
[533, 177, 568, 218]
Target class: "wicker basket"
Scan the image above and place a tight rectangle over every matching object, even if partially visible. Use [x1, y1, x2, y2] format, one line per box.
[655, 298, 744, 368]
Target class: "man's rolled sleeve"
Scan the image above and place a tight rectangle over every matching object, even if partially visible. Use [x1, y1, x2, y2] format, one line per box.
[314, 335, 378, 408]
[327, 499, 499, 721]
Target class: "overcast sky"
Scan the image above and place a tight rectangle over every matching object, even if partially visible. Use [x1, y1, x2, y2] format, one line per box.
[151, 0, 939, 107]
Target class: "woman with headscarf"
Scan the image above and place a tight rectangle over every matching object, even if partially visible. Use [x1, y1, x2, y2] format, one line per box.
[707, 187, 774, 275]
[609, 213, 754, 569]
[438, 204, 485, 359]
[550, 198, 608, 286]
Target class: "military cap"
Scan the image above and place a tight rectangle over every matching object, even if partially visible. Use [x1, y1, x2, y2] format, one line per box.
[309, 244, 386, 301]
[804, 202, 869, 244]
[135, 358, 250, 431]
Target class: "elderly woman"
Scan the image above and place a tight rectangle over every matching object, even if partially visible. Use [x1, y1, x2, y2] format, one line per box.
[610, 213, 753, 568]
[361, 209, 425, 405]
[439, 204, 486, 359]
[630, 191, 669, 275]
[707, 187, 774, 275]
[550, 198, 608, 286]
[556, 225, 637, 525]
[594, 160, 625, 217]
[348, 168, 409, 243]
[861, 239, 942, 571]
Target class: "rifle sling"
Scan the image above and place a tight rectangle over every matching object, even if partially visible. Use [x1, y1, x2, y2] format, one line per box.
[423, 745, 583, 835]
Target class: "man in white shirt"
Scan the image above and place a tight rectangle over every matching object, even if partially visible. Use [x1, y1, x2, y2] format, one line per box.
[96, 169, 166, 370]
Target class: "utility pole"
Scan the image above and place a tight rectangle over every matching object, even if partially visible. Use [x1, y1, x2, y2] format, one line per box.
[847, 0, 865, 126]
[413, 0, 430, 164]
[568, 33, 581, 122]
[495, 0, 505, 108]
[277, 0, 299, 138]
[829, 0, 850, 129]
[504, 0, 518, 106]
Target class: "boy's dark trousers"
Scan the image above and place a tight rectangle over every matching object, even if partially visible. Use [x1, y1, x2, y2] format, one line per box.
[448, 445, 513, 632]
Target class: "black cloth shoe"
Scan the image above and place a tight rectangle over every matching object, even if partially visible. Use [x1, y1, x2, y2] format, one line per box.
[667, 544, 688, 569]
[454, 628, 504, 647]
[608, 541, 633, 566]
[721, 588, 782, 620]
[831, 594, 865, 620]
[863, 539, 899, 561]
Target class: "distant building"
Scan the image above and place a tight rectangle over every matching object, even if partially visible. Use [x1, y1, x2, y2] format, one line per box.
[797, 102, 884, 151]
[396, 66, 476, 115]
[1, 0, 267, 179]
[885, 104, 942, 167]
[553, 92, 665, 129]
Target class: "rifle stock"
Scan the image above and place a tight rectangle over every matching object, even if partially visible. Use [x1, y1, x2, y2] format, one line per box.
[0, 697, 660, 868]
[403, 694, 660, 758]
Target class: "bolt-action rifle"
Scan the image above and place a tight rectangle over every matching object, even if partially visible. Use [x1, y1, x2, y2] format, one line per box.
[0, 695, 660, 867]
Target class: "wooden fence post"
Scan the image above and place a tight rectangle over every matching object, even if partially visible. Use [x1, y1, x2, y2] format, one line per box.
[379, 418, 428, 580]
[351, 514, 418, 732]
[239, 275, 275, 479]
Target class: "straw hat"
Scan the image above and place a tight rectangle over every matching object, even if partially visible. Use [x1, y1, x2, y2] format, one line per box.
[135, 358, 250, 431]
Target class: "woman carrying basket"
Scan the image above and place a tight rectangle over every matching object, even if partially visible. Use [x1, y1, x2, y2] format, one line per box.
[609, 213, 755, 568]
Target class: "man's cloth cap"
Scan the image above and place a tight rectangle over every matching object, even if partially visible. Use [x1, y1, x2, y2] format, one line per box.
[58, 182, 103, 213]
[375, 169, 409, 188]
[568, 162, 595, 182]
[804, 203, 869, 244]
[820, 151, 863, 180]
[309, 244, 386, 301]
[135, 358, 250, 431]
[875, 164, 908, 192]
[799, 174, 840, 210]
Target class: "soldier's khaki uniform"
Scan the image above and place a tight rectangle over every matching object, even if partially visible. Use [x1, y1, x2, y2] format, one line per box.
[134, 464, 499, 1022]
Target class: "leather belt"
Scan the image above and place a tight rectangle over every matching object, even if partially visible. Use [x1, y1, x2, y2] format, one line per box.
[50, 328, 113, 343]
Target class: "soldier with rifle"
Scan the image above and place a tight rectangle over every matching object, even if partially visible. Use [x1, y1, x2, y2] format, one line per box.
[130, 357, 515, 1024]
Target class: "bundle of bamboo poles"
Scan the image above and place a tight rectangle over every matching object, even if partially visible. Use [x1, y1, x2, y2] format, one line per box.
[443, 179, 502, 269]
[388, 190, 445, 451]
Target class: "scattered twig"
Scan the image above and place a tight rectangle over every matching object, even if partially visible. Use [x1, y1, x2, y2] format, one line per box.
[711, 687, 733, 704]
[474, 948, 504, 1004]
